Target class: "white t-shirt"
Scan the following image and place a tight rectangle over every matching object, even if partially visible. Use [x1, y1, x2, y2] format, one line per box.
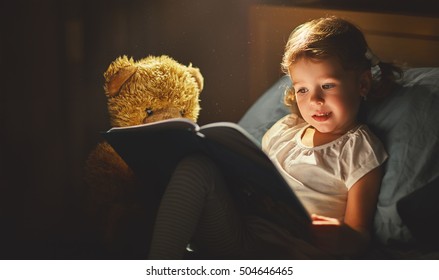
[262, 114, 388, 221]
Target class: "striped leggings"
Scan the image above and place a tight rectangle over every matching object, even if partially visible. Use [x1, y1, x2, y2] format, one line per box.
[147, 154, 325, 259]
[148, 154, 262, 259]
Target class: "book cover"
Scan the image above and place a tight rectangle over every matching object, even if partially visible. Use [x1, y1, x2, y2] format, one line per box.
[103, 118, 311, 237]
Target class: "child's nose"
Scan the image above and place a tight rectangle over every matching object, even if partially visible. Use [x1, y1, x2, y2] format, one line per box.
[310, 89, 324, 104]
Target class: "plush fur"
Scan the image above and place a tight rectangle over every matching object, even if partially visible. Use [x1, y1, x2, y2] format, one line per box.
[84, 55, 203, 257]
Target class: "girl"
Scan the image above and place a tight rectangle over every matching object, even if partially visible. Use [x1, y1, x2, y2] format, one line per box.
[148, 16, 401, 259]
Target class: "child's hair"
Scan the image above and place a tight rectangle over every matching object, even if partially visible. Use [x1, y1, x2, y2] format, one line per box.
[282, 16, 402, 105]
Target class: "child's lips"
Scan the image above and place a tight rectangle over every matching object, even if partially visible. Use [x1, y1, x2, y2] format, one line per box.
[312, 112, 331, 122]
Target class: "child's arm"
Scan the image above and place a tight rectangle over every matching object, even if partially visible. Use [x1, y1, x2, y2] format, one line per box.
[309, 166, 383, 256]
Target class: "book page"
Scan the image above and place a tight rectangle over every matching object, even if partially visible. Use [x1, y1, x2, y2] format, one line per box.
[107, 117, 200, 133]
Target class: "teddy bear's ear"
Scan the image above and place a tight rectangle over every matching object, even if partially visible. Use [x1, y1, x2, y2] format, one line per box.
[105, 66, 137, 97]
[104, 56, 137, 97]
[187, 64, 204, 92]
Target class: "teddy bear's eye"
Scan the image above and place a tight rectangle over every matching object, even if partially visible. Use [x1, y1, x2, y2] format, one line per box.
[145, 109, 154, 116]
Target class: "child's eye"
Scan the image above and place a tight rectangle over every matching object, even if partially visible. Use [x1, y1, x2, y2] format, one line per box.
[295, 88, 309, 95]
[322, 84, 335, 90]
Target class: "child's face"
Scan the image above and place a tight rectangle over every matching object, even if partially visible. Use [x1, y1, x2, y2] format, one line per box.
[289, 57, 369, 135]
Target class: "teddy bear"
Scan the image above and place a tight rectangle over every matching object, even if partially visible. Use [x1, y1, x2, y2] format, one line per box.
[84, 55, 204, 258]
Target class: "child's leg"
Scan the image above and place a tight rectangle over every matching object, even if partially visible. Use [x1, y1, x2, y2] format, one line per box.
[148, 154, 253, 259]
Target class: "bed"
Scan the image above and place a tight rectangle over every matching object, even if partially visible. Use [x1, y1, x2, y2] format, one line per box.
[239, 5, 439, 258]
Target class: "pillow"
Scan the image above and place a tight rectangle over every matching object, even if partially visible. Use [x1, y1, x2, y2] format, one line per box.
[239, 75, 291, 143]
[365, 68, 439, 244]
[238, 68, 439, 245]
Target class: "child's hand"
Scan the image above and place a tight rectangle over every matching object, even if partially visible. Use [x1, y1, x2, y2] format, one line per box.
[311, 213, 341, 225]
[309, 214, 360, 256]
[310, 214, 342, 254]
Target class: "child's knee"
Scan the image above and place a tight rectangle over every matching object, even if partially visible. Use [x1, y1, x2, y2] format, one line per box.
[174, 154, 222, 192]
[178, 154, 217, 175]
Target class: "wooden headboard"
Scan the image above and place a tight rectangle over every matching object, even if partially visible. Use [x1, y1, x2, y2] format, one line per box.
[248, 5, 439, 102]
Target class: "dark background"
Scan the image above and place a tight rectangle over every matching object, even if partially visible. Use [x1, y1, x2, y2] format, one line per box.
[1, 0, 437, 259]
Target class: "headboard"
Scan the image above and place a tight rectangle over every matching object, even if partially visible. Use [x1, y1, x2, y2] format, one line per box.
[248, 5, 439, 102]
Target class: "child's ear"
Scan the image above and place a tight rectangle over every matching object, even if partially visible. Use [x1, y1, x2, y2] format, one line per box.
[359, 70, 372, 98]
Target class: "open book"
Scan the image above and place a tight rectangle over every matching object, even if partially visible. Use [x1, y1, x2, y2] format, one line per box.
[103, 118, 311, 238]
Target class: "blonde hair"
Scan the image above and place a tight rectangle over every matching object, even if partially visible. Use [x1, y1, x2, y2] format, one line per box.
[282, 16, 401, 104]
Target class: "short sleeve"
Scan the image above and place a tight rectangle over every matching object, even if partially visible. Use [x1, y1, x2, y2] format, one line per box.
[343, 126, 388, 189]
